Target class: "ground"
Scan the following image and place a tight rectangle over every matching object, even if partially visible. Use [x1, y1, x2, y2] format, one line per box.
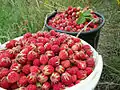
[0, 0, 120, 90]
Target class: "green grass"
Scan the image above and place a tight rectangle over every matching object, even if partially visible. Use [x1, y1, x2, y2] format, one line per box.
[0, 0, 120, 90]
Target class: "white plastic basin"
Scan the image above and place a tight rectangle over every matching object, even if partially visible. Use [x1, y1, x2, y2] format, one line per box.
[0, 36, 103, 90]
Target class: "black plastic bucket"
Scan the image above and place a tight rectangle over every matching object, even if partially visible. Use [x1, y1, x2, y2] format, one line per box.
[45, 11, 105, 49]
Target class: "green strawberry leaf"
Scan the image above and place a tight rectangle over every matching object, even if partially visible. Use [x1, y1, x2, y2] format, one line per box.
[83, 10, 91, 17]
[76, 9, 94, 24]
[77, 16, 86, 24]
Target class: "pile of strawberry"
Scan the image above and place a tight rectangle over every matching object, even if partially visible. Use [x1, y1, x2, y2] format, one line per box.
[48, 6, 100, 32]
[0, 30, 95, 90]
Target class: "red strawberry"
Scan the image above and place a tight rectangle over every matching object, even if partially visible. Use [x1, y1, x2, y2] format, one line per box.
[50, 72, 60, 83]
[55, 65, 65, 74]
[67, 39, 74, 47]
[7, 71, 20, 83]
[0, 56, 11, 68]
[18, 38, 25, 46]
[22, 64, 30, 75]
[26, 84, 37, 90]
[49, 36, 56, 43]
[53, 38, 60, 46]
[0, 67, 2, 71]
[32, 33, 38, 38]
[20, 48, 29, 55]
[51, 45, 60, 54]
[86, 58, 95, 67]
[68, 6, 72, 10]
[60, 44, 68, 50]
[6, 40, 17, 49]
[75, 43, 82, 50]
[29, 37, 37, 44]
[36, 31, 44, 37]
[40, 55, 48, 65]
[0, 77, 11, 89]
[67, 83, 74, 87]
[26, 60, 33, 65]
[69, 54, 74, 60]
[75, 80, 81, 84]
[82, 45, 91, 50]
[73, 37, 81, 43]
[23, 32, 32, 38]
[30, 66, 40, 74]
[25, 43, 37, 51]
[61, 60, 70, 68]
[55, 32, 60, 37]
[58, 34, 67, 44]
[77, 70, 87, 80]
[53, 82, 65, 90]
[50, 30, 57, 36]
[44, 37, 49, 43]
[44, 32, 51, 38]
[85, 67, 93, 75]
[66, 66, 79, 75]
[48, 56, 60, 67]
[11, 59, 17, 63]
[15, 53, 27, 65]
[73, 51, 81, 60]
[5, 49, 15, 59]
[42, 65, 54, 75]
[27, 72, 37, 84]
[37, 37, 48, 44]
[39, 65, 45, 71]
[0, 50, 5, 54]
[33, 59, 40, 66]
[73, 7, 77, 12]
[77, 61, 87, 70]
[38, 46, 45, 54]
[94, 24, 98, 28]
[61, 72, 72, 85]
[37, 73, 48, 83]
[11, 82, 19, 89]
[0, 68, 9, 79]
[71, 44, 79, 51]
[17, 76, 28, 87]
[44, 43, 52, 51]
[12, 45, 22, 53]
[19, 72, 25, 77]
[45, 51, 55, 59]
[59, 50, 68, 60]
[27, 51, 37, 61]
[36, 43, 44, 47]
[70, 58, 81, 64]
[67, 48, 73, 55]
[10, 63, 21, 72]
[29, 36, 36, 42]
[86, 50, 93, 56]
[79, 51, 88, 60]
[41, 82, 50, 90]
[72, 75, 77, 83]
